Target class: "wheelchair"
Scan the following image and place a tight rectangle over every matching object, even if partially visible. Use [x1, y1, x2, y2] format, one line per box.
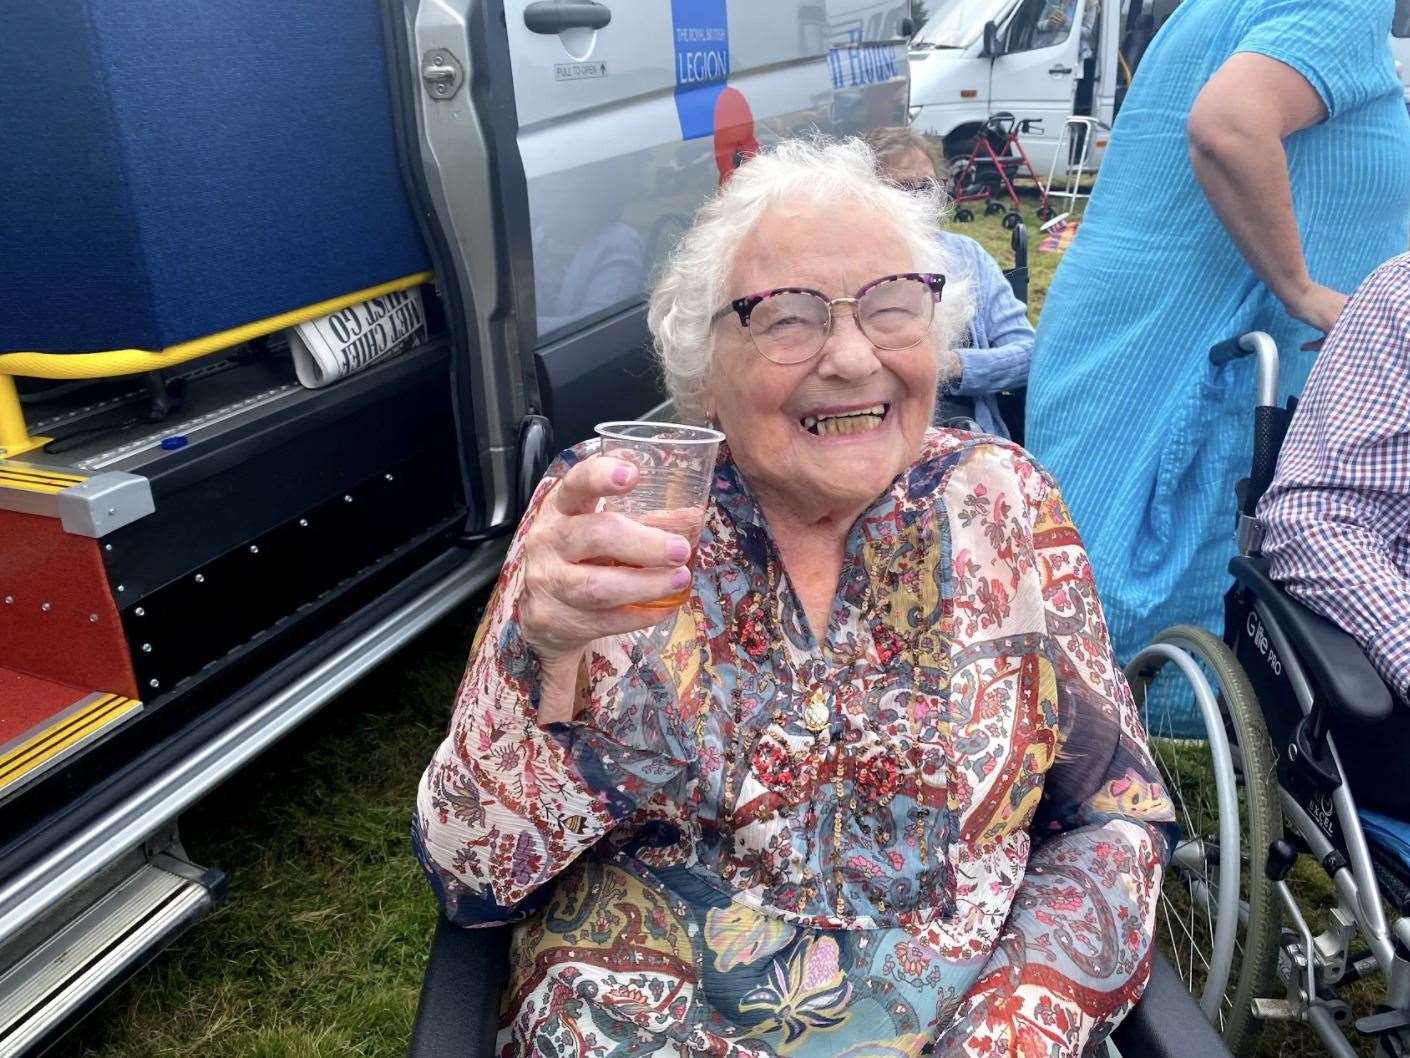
[1126, 333, 1410, 1058]
[408, 909, 1232, 1058]
[403, 293, 1233, 1058]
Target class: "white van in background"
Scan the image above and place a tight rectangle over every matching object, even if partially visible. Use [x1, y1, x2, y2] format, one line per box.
[910, 0, 1410, 180]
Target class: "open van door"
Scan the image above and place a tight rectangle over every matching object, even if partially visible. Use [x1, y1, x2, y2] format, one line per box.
[387, 0, 909, 452]
[986, 0, 1087, 176]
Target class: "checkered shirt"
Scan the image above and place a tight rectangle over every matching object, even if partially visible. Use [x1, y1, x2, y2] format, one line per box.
[1259, 253, 1410, 701]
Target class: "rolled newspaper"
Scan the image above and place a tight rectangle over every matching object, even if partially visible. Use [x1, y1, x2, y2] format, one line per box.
[289, 286, 426, 388]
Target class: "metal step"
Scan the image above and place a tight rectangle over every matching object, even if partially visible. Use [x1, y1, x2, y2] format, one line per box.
[0, 853, 222, 1057]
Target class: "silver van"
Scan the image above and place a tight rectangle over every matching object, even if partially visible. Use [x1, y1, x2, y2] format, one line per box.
[0, 1, 910, 1051]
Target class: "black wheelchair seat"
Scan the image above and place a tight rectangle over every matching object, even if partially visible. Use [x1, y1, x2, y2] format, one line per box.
[1229, 555, 1394, 726]
[407, 916, 1233, 1058]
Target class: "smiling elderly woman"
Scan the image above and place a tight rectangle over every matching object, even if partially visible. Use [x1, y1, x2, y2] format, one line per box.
[413, 138, 1176, 1057]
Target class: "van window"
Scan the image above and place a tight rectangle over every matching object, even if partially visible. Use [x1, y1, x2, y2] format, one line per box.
[913, 0, 1016, 48]
[1004, 0, 1076, 52]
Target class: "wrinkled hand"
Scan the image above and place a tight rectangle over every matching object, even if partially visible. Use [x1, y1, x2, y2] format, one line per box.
[519, 456, 694, 721]
[1285, 282, 1348, 351]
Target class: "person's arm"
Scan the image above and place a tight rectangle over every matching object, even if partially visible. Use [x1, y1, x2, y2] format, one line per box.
[1187, 53, 1345, 338]
[413, 452, 698, 926]
[936, 468, 1177, 1057]
[951, 244, 1035, 398]
[1259, 259, 1410, 698]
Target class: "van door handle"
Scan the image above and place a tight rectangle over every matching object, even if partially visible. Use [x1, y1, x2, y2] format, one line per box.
[524, 1, 612, 34]
[1048, 64, 1073, 75]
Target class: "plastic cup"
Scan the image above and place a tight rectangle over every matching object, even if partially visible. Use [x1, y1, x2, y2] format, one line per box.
[593, 421, 725, 610]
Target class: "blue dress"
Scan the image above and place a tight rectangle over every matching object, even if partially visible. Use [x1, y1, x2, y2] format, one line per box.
[1025, 0, 1410, 683]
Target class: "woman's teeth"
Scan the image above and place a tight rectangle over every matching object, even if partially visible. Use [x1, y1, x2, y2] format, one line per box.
[800, 404, 888, 436]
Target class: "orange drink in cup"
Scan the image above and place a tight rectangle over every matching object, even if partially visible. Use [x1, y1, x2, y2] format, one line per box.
[594, 421, 724, 611]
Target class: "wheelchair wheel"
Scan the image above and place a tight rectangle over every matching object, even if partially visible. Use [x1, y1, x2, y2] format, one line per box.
[984, 198, 1004, 215]
[1002, 210, 1022, 230]
[1125, 625, 1283, 1058]
[955, 207, 974, 223]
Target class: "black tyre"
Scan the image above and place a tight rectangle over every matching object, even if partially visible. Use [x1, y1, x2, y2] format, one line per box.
[1125, 626, 1283, 1058]
[955, 207, 974, 223]
[984, 198, 1004, 215]
[1002, 211, 1022, 230]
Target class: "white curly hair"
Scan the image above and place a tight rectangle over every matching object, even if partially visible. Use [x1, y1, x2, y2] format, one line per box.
[647, 136, 971, 421]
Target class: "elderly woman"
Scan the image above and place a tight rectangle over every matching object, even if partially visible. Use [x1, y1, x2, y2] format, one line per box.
[866, 126, 1034, 440]
[413, 138, 1175, 1057]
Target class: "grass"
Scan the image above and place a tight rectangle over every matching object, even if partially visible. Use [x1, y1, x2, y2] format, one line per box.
[57, 189, 1365, 1058]
[950, 183, 1070, 324]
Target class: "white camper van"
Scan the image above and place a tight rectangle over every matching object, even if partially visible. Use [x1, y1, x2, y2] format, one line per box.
[911, 0, 1410, 181]
[908, 0, 1177, 179]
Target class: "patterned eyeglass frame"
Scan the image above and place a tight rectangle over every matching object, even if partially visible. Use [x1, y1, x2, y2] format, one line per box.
[710, 272, 947, 362]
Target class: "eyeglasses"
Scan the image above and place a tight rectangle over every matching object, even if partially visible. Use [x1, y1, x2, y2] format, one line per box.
[711, 272, 946, 365]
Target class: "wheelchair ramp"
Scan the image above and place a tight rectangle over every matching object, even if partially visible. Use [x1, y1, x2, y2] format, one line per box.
[0, 852, 222, 1057]
[0, 668, 142, 800]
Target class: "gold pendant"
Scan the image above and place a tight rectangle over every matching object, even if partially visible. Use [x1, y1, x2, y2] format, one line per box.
[802, 687, 830, 732]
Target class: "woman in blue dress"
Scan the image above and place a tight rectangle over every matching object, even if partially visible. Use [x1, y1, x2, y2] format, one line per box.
[1025, 0, 1410, 690]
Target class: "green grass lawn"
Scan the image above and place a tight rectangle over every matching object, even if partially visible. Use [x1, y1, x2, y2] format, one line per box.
[55, 191, 1365, 1058]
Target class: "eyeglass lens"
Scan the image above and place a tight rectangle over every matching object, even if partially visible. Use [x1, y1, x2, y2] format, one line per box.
[747, 277, 936, 364]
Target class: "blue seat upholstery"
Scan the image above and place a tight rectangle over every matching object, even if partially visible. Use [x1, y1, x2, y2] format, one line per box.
[1361, 811, 1410, 875]
[0, 1, 430, 354]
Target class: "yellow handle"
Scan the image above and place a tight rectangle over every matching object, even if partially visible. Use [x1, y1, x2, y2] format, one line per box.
[0, 272, 433, 459]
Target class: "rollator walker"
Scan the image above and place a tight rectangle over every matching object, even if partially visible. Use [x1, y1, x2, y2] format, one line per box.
[1128, 333, 1410, 1058]
[950, 112, 1056, 229]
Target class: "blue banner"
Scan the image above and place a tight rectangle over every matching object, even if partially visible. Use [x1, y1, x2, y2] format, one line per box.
[671, 0, 730, 141]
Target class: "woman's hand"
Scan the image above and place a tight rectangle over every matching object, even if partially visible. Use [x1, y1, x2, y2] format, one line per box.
[519, 455, 695, 723]
[1284, 281, 1348, 350]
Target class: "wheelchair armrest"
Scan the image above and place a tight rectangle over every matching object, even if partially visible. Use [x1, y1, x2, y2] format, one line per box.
[408, 915, 513, 1058]
[1110, 951, 1234, 1058]
[1230, 555, 1394, 724]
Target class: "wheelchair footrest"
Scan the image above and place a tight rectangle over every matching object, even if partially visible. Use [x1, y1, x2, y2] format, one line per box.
[1355, 1007, 1410, 1038]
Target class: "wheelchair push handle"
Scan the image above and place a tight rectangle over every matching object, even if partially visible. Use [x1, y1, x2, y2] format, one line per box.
[1208, 331, 1279, 408]
[1210, 332, 1287, 521]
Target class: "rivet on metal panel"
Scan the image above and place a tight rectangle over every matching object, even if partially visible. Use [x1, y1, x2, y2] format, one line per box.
[2, 596, 11, 605]
[105, 544, 113, 552]
[89, 613, 99, 623]
[40, 602, 51, 612]
[343, 495, 353, 504]
[250, 544, 260, 555]
[299, 518, 309, 527]
[149, 678, 160, 689]
[141, 643, 152, 653]
[385, 473, 395, 482]
[194, 573, 205, 584]
[134, 606, 144, 616]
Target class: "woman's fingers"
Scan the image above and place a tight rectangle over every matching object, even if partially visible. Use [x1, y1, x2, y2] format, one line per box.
[553, 455, 637, 516]
[552, 557, 691, 612]
[555, 511, 691, 568]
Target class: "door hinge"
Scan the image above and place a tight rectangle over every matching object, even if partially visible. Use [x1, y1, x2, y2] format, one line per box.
[421, 48, 464, 100]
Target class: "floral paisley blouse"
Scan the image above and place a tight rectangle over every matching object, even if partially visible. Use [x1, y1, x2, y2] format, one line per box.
[414, 429, 1177, 1057]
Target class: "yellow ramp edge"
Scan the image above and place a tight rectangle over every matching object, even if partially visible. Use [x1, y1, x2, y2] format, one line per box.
[0, 462, 87, 495]
[0, 694, 143, 794]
